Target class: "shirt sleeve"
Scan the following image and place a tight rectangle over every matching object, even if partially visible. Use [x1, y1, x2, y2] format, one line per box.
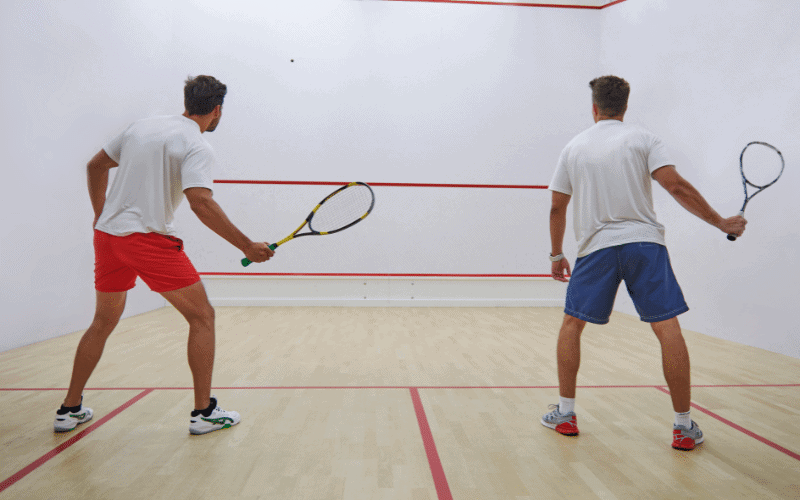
[647, 134, 674, 174]
[102, 124, 130, 163]
[548, 146, 573, 195]
[181, 143, 216, 193]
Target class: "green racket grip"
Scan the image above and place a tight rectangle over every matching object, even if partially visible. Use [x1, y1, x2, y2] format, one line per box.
[240, 243, 278, 267]
[727, 210, 745, 242]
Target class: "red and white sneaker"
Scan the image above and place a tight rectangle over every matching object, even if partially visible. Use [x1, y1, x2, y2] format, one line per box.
[541, 404, 579, 436]
[673, 421, 704, 450]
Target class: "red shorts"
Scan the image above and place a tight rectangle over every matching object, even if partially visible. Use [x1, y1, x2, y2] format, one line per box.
[94, 230, 201, 293]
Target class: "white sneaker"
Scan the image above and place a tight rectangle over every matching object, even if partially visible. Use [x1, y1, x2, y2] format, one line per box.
[54, 398, 94, 432]
[189, 396, 241, 435]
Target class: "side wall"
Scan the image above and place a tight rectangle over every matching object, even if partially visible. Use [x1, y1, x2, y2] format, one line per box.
[601, 0, 800, 357]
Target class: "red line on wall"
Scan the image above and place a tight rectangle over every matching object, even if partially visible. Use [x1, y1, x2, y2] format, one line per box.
[211, 180, 549, 277]
[0, 389, 154, 494]
[214, 180, 548, 189]
[382, 0, 626, 9]
[655, 387, 800, 462]
[199, 272, 550, 278]
[410, 388, 454, 500]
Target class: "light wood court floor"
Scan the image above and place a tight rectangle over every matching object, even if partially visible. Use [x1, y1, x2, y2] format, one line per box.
[1, 306, 799, 499]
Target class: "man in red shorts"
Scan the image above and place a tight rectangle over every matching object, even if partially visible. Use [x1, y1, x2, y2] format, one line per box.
[55, 75, 274, 435]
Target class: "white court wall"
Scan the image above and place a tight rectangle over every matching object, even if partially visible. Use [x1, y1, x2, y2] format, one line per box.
[0, 1, 175, 353]
[171, 0, 602, 305]
[172, 0, 600, 277]
[4, 0, 795, 359]
[600, 0, 800, 357]
[1, 0, 601, 352]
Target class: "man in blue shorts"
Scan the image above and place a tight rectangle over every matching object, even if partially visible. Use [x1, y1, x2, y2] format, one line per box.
[540, 75, 747, 450]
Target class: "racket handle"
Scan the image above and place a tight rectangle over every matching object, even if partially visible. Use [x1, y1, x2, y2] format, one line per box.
[727, 210, 745, 242]
[240, 243, 278, 267]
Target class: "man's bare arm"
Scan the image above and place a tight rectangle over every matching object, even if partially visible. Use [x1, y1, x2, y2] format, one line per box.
[550, 191, 572, 282]
[184, 187, 273, 263]
[87, 149, 118, 225]
[652, 165, 746, 237]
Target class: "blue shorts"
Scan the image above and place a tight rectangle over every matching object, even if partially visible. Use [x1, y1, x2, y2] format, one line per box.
[565, 243, 689, 324]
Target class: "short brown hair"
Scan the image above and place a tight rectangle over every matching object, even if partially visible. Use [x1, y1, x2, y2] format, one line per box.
[184, 75, 227, 116]
[589, 75, 629, 117]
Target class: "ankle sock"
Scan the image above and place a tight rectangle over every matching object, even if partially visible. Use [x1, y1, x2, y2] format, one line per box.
[675, 411, 691, 428]
[57, 403, 82, 415]
[191, 397, 217, 418]
[57, 396, 83, 415]
[559, 396, 575, 415]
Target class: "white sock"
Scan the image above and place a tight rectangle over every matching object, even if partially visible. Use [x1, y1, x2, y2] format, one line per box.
[559, 396, 575, 415]
[675, 411, 691, 428]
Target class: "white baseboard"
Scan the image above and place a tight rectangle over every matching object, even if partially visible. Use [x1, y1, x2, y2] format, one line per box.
[208, 298, 564, 307]
[200, 275, 567, 308]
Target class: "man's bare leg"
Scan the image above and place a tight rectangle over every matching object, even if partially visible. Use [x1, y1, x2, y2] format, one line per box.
[557, 314, 588, 399]
[651, 317, 691, 412]
[161, 281, 215, 411]
[64, 291, 127, 407]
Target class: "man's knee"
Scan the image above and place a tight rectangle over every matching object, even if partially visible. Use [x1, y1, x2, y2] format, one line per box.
[563, 314, 587, 331]
[91, 310, 123, 333]
[650, 316, 683, 340]
[187, 303, 215, 328]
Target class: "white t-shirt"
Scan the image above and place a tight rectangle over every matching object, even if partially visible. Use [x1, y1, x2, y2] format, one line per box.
[549, 119, 674, 257]
[96, 115, 215, 237]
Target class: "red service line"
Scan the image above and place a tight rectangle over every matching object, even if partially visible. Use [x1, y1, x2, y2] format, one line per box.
[214, 179, 548, 189]
[382, 0, 627, 9]
[2, 384, 799, 391]
[655, 387, 800, 462]
[0, 389, 154, 494]
[210, 180, 549, 276]
[199, 272, 550, 278]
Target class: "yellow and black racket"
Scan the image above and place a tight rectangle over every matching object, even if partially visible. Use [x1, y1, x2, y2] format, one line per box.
[241, 182, 375, 266]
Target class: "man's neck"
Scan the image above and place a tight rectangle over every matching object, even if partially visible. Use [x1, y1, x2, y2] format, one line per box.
[182, 112, 207, 132]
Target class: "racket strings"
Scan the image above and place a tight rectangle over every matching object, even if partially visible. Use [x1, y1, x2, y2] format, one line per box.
[741, 142, 784, 189]
[309, 185, 374, 232]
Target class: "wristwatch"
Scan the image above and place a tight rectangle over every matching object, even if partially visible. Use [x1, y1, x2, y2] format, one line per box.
[549, 253, 564, 262]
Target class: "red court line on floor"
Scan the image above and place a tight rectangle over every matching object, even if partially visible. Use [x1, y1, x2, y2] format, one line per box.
[655, 386, 800, 462]
[410, 388, 453, 500]
[2, 384, 799, 391]
[214, 180, 548, 189]
[0, 389, 154, 494]
[688, 384, 800, 388]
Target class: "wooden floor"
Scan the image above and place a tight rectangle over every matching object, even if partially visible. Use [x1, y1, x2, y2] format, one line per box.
[1, 306, 799, 499]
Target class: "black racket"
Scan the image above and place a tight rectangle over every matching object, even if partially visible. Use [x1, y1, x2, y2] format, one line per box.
[241, 182, 375, 266]
[728, 141, 784, 241]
